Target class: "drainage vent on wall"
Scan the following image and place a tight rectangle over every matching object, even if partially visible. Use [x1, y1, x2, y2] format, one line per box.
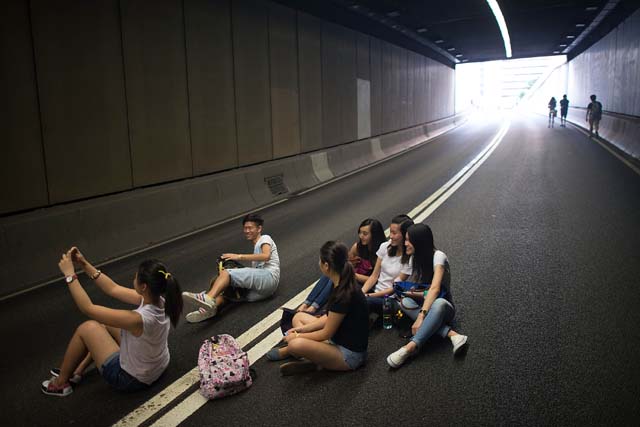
[264, 174, 289, 196]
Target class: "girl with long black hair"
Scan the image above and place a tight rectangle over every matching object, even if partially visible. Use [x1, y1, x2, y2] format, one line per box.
[278, 241, 369, 375]
[42, 247, 183, 396]
[297, 218, 386, 314]
[387, 224, 468, 368]
[361, 214, 413, 314]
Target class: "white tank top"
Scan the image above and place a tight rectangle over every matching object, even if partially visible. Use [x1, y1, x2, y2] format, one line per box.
[119, 298, 170, 384]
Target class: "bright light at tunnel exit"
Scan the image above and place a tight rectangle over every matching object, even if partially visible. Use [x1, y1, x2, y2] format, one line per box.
[486, 0, 512, 58]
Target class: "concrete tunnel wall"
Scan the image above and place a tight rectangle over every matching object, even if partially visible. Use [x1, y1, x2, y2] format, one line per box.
[528, 8, 640, 161]
[0, 0, 458, 296]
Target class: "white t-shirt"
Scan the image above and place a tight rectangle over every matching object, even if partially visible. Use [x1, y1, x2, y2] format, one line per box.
[400, 250, 449, 286]
[253, 234, 280, 281]
[374, 241, 408, 292]
[119, 298, 170, 385]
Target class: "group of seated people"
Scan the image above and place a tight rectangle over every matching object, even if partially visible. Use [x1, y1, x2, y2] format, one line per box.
[42, 213, 468, 396]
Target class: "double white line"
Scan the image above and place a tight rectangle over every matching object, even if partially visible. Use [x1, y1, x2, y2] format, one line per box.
[114, 120, 511, 427]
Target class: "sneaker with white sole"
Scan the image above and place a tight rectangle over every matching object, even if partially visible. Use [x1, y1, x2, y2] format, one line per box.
[185, 307, 217, 323]
[451, 334, 468, 355]
[182, 291, 215, 310]
[50, 368, 82, 385]
[386, 347, 413, 368]
[41, 379, 73, 397]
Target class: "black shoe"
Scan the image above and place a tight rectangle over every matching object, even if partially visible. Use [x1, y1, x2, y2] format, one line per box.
[50, 368, 82, 385]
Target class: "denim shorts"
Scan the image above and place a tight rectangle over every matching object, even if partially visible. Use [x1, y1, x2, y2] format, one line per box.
[100, 352, 148, 392]
[228, 268, 278, 302]
[335, 343, 367, 370]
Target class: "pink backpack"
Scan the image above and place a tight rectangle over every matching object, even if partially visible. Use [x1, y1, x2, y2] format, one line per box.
[198, 334, 253, 399]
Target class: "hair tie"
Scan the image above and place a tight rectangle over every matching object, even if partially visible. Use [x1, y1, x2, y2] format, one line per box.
[158, 270, 171, 279]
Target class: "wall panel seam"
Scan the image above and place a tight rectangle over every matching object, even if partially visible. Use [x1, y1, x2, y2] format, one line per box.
[26, 0, 50, 205]
[295, 11, 303, 154]
[230, 0, 240, 168]
[267, 3, 274, 160]
[117, 0, 134, 188]
[181, 0, 194, 176]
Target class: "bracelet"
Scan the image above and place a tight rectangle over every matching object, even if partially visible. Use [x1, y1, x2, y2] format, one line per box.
[90, 269, 102, 280]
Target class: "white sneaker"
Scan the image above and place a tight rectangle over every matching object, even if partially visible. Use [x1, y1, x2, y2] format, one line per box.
[386, 347, 412, 368]
[451, 334, 468, 355]
[182, 291, 215, 310]
[185, 307, 217, 323]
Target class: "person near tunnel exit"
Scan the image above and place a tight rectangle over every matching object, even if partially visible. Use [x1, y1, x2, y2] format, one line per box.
[559, 94, 569, 127]
[586, 94, 603, 137]
[548, 97, 557, 128]
[182, 213, 280, 322]
[386, 223, 468, 368]
[42, 248, 183, 396]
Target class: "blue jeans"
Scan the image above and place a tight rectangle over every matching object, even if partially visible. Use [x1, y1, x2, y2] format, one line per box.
[100, 352, 148, 392]
[303, 275, 333, 309]
[400, 297, 455, 348]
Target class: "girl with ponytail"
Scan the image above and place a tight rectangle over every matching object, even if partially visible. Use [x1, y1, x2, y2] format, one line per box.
[276, 241, 369, 376]
[297, 218, 386, 314]
[42, 247, 183, 397]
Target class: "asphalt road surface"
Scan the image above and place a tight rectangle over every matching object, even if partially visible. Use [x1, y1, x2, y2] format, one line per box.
[1, 113, 638, 426]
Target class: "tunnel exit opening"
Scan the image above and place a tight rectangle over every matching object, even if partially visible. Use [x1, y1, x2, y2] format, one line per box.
[455, 55, 567, 114]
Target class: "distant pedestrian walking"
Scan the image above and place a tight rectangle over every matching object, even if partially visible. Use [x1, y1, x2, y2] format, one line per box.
[586, 94, 603, 137]
[559, 95, 569, 127]
[548, 97, 557, 128]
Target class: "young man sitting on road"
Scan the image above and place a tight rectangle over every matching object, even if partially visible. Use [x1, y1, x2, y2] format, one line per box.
[182, 213, 280, 323]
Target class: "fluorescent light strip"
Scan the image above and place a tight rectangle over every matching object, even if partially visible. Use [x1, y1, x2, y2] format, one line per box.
[486, 0, 512, 58]
[562, 0, 620, 54]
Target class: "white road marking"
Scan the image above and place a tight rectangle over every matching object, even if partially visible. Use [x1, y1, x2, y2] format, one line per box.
[114, 121, 509, 427]
[113, 282, 316, 427]
[149, 328, 284, 427]
[414, 121, 511, 223]
[408, 121, 510, 220]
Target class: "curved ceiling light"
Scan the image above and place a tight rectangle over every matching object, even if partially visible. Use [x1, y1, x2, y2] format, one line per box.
[486, 0, 512, 58]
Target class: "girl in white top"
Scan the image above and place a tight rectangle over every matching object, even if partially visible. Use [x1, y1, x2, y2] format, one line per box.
[386, 224, 468, 368]
[361, 215, 413, 313]
[42, 247, 183, 396]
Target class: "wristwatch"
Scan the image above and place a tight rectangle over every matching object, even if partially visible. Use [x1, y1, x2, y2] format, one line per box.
[419, 309, 428, 316]
[65, 274, 78, 284]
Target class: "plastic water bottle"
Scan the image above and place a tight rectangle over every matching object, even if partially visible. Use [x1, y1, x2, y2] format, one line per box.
[382, 296, 393, 329]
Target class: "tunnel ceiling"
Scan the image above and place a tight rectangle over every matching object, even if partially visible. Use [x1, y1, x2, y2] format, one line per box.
[275, 0, 640, 67]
